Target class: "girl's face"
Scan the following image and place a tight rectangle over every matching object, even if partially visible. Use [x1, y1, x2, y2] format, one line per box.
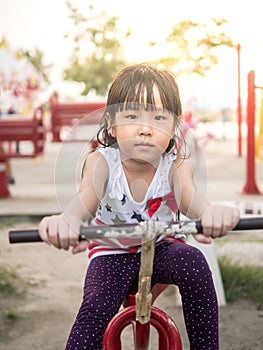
[110, 86, 175, 163]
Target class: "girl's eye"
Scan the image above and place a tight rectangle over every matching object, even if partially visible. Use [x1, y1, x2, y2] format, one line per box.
[154, 115, 165, 121]
[126, 114, 138, 120]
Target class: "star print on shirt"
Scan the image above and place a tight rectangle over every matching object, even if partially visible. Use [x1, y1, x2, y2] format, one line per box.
[121, 194, 127, 205]
[131, 211, 144, 222]
[105, 204, 112, 212]
[111, 214, 127, 225]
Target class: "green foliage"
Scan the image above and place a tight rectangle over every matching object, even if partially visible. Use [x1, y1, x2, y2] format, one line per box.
[0, 219, 15, 230]
[219, 257, 263, 304]
[0, 266, 20, 295]
[64, 1, 129, 96]
[0, 266, 24, 338]
[5, 309, 20, 321]
[153, 18, 235, 77]
[21, 48, 52, 84]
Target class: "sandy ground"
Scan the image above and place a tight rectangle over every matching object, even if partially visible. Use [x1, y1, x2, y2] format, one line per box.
[0, 216, 263, 350]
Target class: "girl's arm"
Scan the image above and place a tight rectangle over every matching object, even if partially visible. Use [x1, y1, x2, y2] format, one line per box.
[171, 157, 240, 243]
[38, 151, 109, 253]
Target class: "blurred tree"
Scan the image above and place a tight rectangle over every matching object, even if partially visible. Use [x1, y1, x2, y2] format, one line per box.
[21, 48, 52, 84]
[151, 18, 235, 77]
[63, 1, 130, 96]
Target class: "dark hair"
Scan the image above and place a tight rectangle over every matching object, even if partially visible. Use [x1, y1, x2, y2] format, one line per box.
[96, 63, 183, 154]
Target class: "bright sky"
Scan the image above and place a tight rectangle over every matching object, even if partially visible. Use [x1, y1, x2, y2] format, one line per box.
[0, 0, 263, 104]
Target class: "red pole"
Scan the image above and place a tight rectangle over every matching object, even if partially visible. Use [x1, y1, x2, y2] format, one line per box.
[237, 44, 242, 157]
[242, 70, 261, 194]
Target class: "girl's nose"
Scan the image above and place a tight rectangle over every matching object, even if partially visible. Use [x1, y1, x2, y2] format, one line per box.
[138, 124, 153, 136]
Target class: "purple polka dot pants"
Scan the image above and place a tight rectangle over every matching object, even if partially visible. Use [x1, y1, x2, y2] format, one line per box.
[65, 241, 218, 350]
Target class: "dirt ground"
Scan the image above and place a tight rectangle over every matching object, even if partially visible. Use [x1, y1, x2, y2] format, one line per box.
[0, 217, 263, 350]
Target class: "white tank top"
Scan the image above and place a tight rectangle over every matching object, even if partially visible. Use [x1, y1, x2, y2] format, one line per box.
[87, 147, 181, 261]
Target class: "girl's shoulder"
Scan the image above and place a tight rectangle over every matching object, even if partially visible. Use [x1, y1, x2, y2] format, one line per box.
[96, 147, 120, 169]
[82, 148, 110, 178]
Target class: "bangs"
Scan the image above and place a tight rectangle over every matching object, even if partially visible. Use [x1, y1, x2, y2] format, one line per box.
[123, 80, 157, 106]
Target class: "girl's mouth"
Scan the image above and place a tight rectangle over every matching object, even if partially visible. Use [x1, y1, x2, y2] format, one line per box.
[135, 142, 153, 147]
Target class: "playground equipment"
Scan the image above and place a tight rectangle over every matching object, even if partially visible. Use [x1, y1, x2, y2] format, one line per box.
[242, 70, 261, 194]
[0, 107, 46, 198]
[50, 92, 106, 142]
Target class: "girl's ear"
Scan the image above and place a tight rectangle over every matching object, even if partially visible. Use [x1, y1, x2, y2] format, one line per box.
[109, 126, 116, 137]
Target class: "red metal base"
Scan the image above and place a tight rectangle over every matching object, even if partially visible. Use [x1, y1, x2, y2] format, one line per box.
[103, 305, 182, 350]
[242, 182, 261, 195]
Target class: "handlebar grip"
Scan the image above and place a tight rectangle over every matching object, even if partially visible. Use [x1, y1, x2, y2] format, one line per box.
[193, 217, 263, 233]
[194, 217, 263, 233]
[9, 229, 42, 243]
[233, 217, 263, 231]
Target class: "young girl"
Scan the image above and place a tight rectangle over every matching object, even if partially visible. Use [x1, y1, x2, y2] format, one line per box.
[39, 63, 240, 350]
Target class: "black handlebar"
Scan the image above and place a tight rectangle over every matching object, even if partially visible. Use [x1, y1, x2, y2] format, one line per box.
[9, 229, 43, 243]
[8, 217, 263, 244]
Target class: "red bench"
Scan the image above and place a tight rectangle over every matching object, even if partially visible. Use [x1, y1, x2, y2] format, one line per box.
[50, 92, 106, 142]
[0, 107, 46, 198]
